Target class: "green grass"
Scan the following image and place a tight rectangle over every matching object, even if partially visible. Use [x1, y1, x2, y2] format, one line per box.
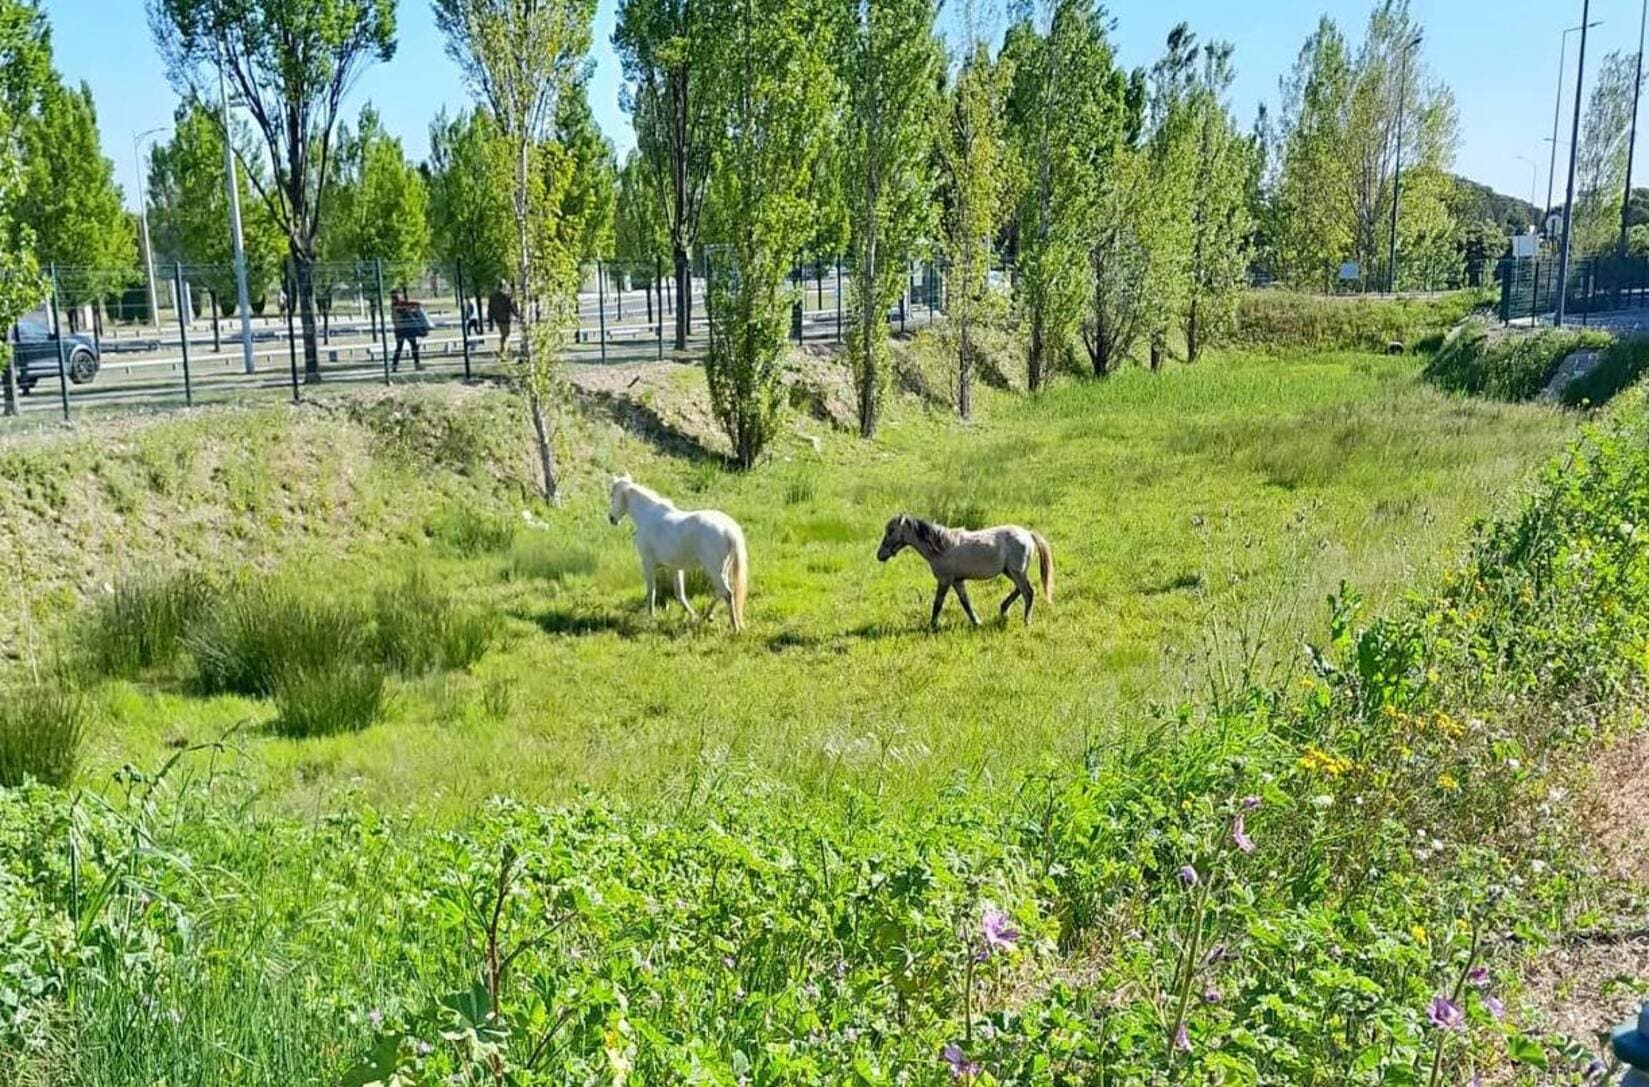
[188, 581, 368, 698]
[77, 571, 216, 679]
[1226, 289, 1490, 353]
[1424, 319, 1612, 402]
[271, 661, 388, 739]
[78, 349, 1576, 813]
[0, 682, 86, 787]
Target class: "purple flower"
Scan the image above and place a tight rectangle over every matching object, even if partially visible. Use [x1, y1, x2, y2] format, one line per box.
[1239, 795, 1262, 811]
[1178, 864, 1200, 887]
[1466, 965, 1489, 988]
[1232, 812, 1256, 854]
[981, 906, 1019, 955]
[1583, 1058, 1607, 1084]
[942, 1043, 980, 1080]
[1483, 994, 1505, 1021]
[1427, 995, 1465, 1032]
[1202, 985, 1221, 1004]
[1173, 1022, 1191, 1052]
[1202, 943, 1231, 967]
[366, 1007, 384, 1030]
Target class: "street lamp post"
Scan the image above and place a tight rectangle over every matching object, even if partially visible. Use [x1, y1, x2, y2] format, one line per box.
[217, 43, 255, 374]
[133, 127, 169, 332]
[1548, 20, 1602, 234]
[1387, 33, 1422, 295]
[1557, 1, 1593, 328]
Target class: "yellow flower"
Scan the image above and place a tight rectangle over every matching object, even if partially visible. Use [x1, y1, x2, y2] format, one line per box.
[1410, 925, 1428, 945]
[1298, 746, 1353, 777]
[1437, 772, 1460, 791]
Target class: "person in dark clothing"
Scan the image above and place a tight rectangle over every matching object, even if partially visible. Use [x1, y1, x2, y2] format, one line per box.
[487, 281, 518, 354]
[390, 288, 429, 372]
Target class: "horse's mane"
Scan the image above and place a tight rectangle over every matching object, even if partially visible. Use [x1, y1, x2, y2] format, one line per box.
[622, 480, 677, 509]
[910, 517, 953, 555]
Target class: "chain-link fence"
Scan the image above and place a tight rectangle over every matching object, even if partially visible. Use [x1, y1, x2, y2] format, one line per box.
[2, 253, 953, 423]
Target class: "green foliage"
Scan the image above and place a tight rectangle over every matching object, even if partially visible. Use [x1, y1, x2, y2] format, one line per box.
[0, 0, 49, 388]
[554, 82, 617, 264]
[1563, 335, 1649, 407]
[839, 0, 941, 435]
[321, 105, 432, 280]
[1225, 288, 1485, 353]
[428, 107, 512, 300]
[271, 661, 387, 738]
[612, 148, 669, 268]
[78, 571, 216, 679]
[372, 568, 496, 675]
[0, 682, 84, 787]
[504, 532, 598, 582]
[1572, 50, 1637, 258]
[702, 0, 836, 466]
[427, 503, 516, 557]
[1424, 320, 1609, 402]
[188, 581, 367, 698]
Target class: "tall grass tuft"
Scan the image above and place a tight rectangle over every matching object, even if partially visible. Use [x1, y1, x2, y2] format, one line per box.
[427, 503, 515, 557]
[505, 533, 598, 583]
[0, 684, 87, 787]
[270, 662, 387, 739]
[79, 572, 216, 679]
[373, 568, 497, 674]
[188, 581, 367, 698]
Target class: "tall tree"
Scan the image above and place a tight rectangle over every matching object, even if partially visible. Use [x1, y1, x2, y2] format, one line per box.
[324, 104, 432, 285]
[150, 0, 397, 382]
[939, 41, 1008, 419]
[0, 0, 49, 416]
[614, 0, 727, 349]
[839, 0, 941, 437]
[1080, 63, 1145, 377]
[1138, 23, 1198, 370]
[1271, 18, 1353, 290]
[1574, 50, 1638, 258]
[1182, 41, 1253, 361]
[435, 0, 597, 504]
[555, 82, 618, 266]
[16, 76, 134, 312]
[146, 102, 285, 315]
[428, 107, 512, 316]
[702, 0, 835, 467]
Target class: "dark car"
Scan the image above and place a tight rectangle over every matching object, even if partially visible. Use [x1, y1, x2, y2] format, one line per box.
[7, 318, 100, 393]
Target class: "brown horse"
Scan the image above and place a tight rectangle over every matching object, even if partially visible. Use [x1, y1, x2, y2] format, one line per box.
[876, 514, 1054, 629]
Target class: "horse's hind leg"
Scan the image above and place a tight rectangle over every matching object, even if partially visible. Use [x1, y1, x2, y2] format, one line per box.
[1010, 570, 1036, 625]
[999, 585, 1022, 620]
[673, 569, 698, 620]
[954, 583, 982, 627]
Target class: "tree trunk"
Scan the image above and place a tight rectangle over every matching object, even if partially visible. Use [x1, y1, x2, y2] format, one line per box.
[1028, 301, 1044, 392]
[673, 244, 691, 350]
[1186, 297, 1201, 363]
[2, 352, 16, 417]
[295, 256, 321, 382]
[527, 383, 559, 505]
[1149, 334, 1164, 372]
[858, 237, 879, 439]
[958, 317, 972, 420]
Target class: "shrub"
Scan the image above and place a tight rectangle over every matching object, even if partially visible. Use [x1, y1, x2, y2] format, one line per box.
[1225, 289, 1489, 353]
[270, 662, 387, 739]
[373, 568, 496, 674]
[79, 572, 216, 679]
[505, 533, 598, 583]
[1425, 320, 1610, 402]
[1563, 334, 1649, 407]
[0, 684, 87, 787]
[427, 503, 515, 557]
[188, 581, 367, 698]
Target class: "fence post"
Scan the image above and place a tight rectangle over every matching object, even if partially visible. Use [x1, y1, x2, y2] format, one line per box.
[374, 259, 391, 384]
[835, 255, 843, 344]
[1583, 264, 1592, 328]
[49, 264, 70, 422]
[597, 260, 608, 364]
[791, 260, 803, 342]
[900, 263, 908, 335]
[210, 290, 221, 353]
[1531, 262, 1541, 326]
[456, 259, 473, 382]
[655, 257, 664, 360]
[173, 264, 194, 407]
[614, 265, 623, 323]
[285, 261, 301, 403]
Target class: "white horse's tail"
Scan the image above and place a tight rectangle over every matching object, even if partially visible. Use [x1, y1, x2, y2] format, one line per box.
[1031, 531, 1054, 605]
[724, 526, 749, 632]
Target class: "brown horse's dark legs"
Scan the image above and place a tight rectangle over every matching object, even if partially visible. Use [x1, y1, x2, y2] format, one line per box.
[930, 583, 950, 630]
[954, 583, 981, 627]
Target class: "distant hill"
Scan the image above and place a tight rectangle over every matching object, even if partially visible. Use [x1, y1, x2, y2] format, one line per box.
[1449, 175, 1543, 234]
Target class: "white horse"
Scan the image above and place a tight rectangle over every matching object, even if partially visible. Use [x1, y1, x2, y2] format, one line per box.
[609, 475, 749, 632]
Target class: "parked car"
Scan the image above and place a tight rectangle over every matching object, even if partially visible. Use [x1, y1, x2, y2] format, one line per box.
[7, 318, 99, 392]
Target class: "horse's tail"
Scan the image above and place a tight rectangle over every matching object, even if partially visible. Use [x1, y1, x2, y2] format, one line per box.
[1032, 532, 1054, 605]
[724, 525, 749, 632]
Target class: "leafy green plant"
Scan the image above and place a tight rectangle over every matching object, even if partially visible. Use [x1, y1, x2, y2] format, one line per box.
[188, 581, 367, 697]
[373, 568, 496, 674]
[1425, 319, 1610, 402]
[270, 661, 388, 738]
[1227, 289, 1488, 353]
[0, 683, 86, 787]
[427, 503, 516, 557]
[78, 571, 216, 679]
[1563, 333, 1649, 407]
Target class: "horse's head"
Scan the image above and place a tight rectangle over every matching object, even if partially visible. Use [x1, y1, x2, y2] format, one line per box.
[609, 475, 633, 525]
[877, 515, 910, 562]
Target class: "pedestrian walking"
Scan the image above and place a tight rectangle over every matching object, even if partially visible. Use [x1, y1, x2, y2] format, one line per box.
[390, 287, 430, 372]
[488, 281, 518, 355]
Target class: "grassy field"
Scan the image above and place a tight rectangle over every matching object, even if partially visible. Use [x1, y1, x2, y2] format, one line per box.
[77, 347, 1575, 813]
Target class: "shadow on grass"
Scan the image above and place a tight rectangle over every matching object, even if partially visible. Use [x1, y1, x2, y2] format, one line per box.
[1140, 571, 1204, 596]
[534, 608, 646, 638]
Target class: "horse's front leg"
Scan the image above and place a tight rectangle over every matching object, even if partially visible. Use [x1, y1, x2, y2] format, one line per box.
[953, 582, 981, 627]
[641, 556, 658, 616]
[929, 581, 951, 631]
[674, 569, 699, 620]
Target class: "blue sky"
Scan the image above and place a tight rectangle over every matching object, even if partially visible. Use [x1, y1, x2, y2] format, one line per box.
[39, 0, 1645, 213]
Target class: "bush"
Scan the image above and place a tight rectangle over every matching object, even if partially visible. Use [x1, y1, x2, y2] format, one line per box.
[1563, 334, 1649, 407]
[0, 684, 87, 787]
[373, 568, 496, 674]
[505, 533, 598, 583]
[188, 581, 367, 698]
[270, 662, 387, 739]
[427, 503, 515, 557]
[1425, 319, 1610, 402]
[1224, 290, 1489, 353]
[79, 572, 216, 679]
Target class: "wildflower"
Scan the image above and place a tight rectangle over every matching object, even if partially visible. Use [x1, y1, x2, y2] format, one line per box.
[1239, 794, 1262, 811]
[1410, 925, 1428, 945]
[981, 905, 1019, 955]
[1466, 966, 1489, 988]
[1426, 995, 1464, 1032]
[1437, 772, 1460, 791]
[1530, 859, 1547, 875]
[1202, 943, 1231, 966]
[842, 1027, 859, 1044]
[1202, 985, 1221, 1004]
[1298, 746, 1352, 777]
[1311, 794, 1334, 809]
[1178, 864, 1200, 887]
[1232, 812, 1255, 854]
[723, 955, 737, 971]
[942, 1043, 980, 1080]
[416, 1040, 433, 1057]
[1173, 1022, 1191, 1052]
[168, 1008, 183, 1025]
[366, 1007, 384, 1030]
[1484, 995, 1505, 1021]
